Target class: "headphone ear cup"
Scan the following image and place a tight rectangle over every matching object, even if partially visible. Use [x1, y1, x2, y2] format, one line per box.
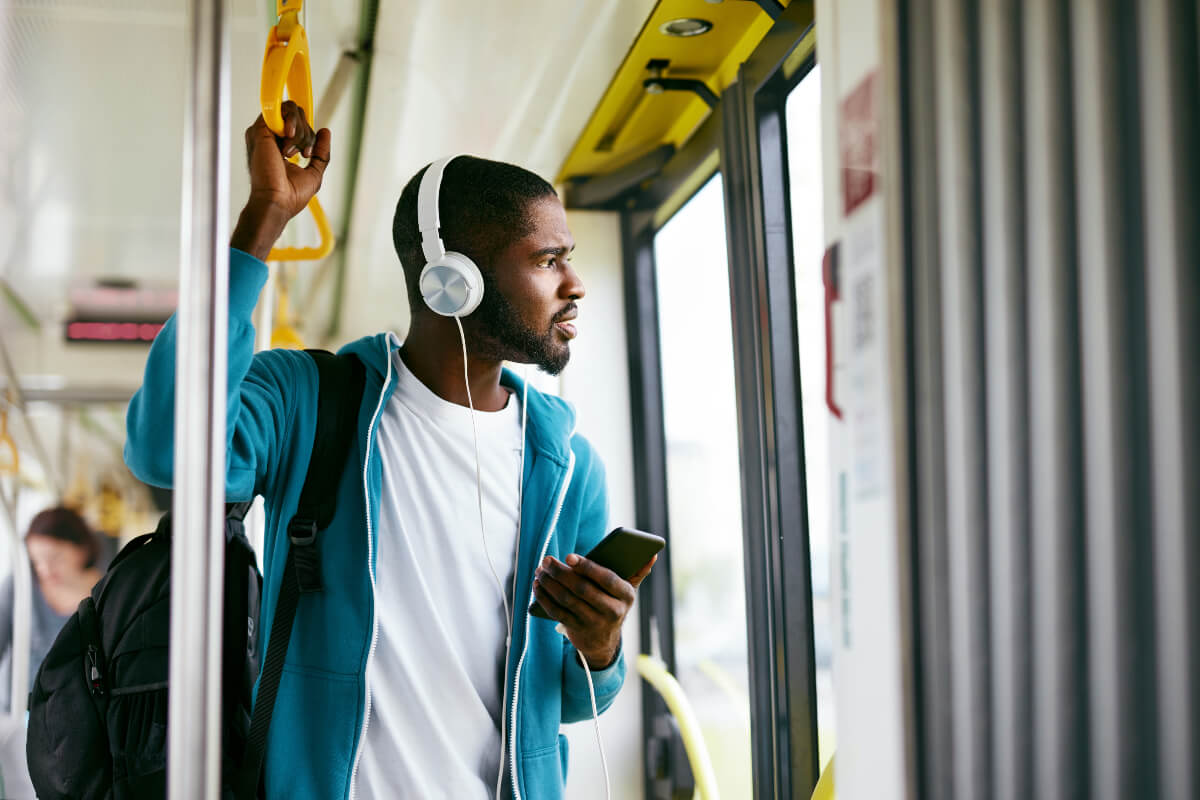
[419, 252, 485, 317]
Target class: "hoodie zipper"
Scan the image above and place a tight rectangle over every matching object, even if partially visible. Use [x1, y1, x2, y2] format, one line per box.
[347, 338, 395, 800]
[509, 449, 575, 800]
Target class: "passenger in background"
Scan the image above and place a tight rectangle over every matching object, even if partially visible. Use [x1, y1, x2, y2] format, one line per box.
[0, 506, 102, 711]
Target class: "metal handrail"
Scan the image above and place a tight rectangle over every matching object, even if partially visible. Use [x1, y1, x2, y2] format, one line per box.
[168, 0, 230, 796]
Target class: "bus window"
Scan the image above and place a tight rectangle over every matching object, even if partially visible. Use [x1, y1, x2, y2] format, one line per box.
[652, 174, 752, 797]
[785, 64, 834, 767]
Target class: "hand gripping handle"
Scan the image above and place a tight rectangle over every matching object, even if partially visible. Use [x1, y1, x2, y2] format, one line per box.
[259, 1, 335, 261]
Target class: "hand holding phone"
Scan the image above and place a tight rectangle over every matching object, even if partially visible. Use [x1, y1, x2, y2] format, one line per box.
[530, 526, 664, 619]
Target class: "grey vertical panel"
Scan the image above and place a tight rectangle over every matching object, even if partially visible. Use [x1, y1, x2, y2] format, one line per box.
[903, 0, 954, 796]
[978, 1, 1032, 798]
[1023, 1, 1089, 798]
[931, 1, 991, 798]
[1138, 2, 1200, 798]
[880, 2, 925, 793]
[1070, 2, 1157, 800]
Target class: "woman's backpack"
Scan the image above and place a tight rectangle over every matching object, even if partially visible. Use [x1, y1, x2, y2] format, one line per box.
[25, 350, 364, 800]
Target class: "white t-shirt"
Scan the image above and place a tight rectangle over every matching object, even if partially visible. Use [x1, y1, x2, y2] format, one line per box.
[356, 351, 524, 799]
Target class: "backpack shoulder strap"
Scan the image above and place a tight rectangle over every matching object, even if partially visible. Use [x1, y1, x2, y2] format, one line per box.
[237, 350, 365, 800]
[289, 350, 366, 593]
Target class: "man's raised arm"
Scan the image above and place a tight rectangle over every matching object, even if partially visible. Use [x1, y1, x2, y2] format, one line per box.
[124, 104, 331, 497]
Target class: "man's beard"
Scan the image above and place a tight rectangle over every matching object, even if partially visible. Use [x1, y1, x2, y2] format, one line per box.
[470, 272, 573, 375]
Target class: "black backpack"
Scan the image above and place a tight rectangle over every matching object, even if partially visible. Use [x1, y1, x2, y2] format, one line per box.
[26, 350, 365, 800]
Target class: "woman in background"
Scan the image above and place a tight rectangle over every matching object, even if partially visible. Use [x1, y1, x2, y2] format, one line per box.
[0, 506, 102, 711]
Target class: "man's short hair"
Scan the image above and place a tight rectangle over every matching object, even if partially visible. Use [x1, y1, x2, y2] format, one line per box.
[392, 156, 557, 311]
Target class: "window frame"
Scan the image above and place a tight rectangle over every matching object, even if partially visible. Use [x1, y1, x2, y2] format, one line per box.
[605, 4, 822, 796]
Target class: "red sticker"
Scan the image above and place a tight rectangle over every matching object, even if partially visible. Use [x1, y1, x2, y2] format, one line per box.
[839, 71, 879, 216]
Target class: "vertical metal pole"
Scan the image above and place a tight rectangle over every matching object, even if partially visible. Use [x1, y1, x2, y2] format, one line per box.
[1022, 1, 1089, 798]
[978, 2, 1032, 799]
[170, 0, 230, 797]
[1138, 2, 1200, 798]
[1, 486, 30, 719]
[10, 538, 31, 719]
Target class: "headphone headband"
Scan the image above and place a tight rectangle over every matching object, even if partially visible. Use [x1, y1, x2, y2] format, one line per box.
[417, 155, 463, 264]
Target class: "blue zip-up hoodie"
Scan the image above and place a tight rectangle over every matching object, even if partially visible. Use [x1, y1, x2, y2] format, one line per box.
[124, 248, 626, 799]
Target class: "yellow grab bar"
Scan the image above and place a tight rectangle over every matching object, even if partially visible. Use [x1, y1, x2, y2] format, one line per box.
[0, 408, 18, 477]
[810, 754, 835, 800]
[636, 654, 721, 800]
[260, 0, 334, 262]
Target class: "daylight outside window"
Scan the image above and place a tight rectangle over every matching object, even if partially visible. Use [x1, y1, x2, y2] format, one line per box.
[653, 174, 753, 796]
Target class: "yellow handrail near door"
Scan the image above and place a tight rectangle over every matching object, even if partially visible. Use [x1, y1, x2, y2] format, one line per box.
[261, 0, 334, 262]
[810, 756, 835, 800]
[637, 654, 720, 800]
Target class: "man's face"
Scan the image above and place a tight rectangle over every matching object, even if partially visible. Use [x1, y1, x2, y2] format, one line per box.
[469, 196, 584, 375]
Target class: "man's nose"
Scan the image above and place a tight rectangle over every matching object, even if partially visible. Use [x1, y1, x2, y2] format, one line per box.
[562, 263, 585, 301]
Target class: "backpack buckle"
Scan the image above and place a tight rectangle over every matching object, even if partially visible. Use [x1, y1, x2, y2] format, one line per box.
[86, 645, 105, 697]
[288, 518, 318, 547]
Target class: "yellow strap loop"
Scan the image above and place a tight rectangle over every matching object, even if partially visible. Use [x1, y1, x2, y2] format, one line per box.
[260, 0, 335, 262]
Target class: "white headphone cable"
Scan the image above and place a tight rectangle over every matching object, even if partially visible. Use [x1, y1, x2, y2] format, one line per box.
[578, 649, 612, 800]
[453, 317, 522, 800]
[454, 316, 512, 641]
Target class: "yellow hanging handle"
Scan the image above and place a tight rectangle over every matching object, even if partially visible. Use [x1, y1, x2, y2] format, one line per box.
[0, 408, 19, 477]
[270, 279, 305, 350]
[260, 0, 335, 262]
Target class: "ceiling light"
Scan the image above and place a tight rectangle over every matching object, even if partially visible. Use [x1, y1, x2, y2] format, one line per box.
[660, 18, 713, 37]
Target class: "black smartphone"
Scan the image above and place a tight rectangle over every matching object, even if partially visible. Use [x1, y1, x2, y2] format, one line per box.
[529, 526, 665, 619]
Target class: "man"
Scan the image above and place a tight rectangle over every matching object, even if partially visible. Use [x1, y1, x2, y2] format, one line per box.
[124, 103, 655, 799]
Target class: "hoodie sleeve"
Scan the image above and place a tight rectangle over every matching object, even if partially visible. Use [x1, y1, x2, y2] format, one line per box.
[560, 449, 627, 722]
[124, 248, 302, 502]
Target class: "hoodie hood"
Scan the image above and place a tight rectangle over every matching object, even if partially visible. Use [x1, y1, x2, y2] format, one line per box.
[338, 331, 578, 464]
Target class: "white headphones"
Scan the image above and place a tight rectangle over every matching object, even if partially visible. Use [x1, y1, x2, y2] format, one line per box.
[417, 155, 485, 317]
